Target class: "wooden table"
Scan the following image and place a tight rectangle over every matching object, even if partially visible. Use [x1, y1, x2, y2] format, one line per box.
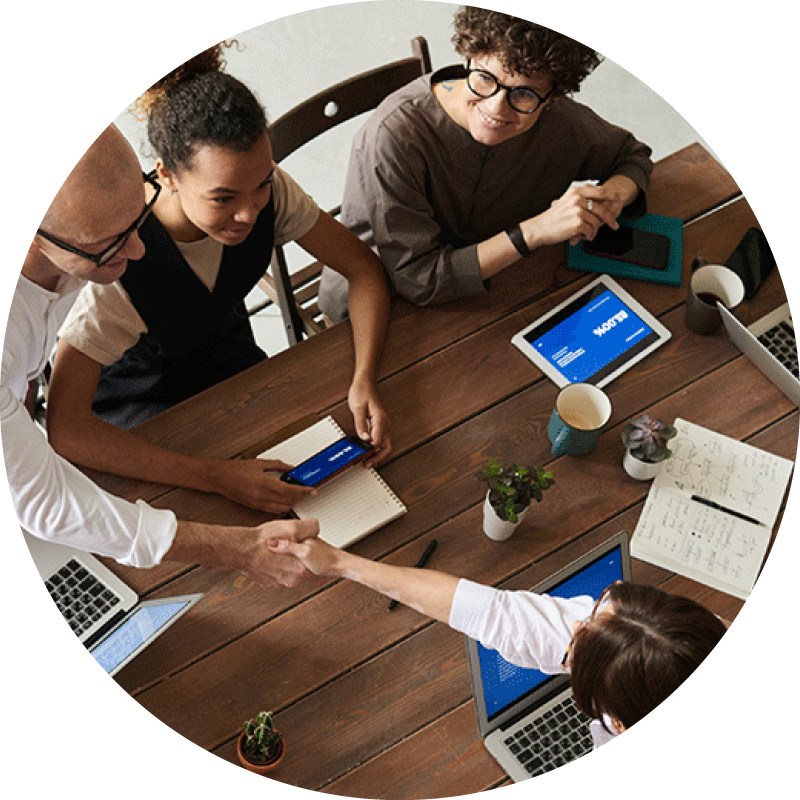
[91, 144, 796, 798]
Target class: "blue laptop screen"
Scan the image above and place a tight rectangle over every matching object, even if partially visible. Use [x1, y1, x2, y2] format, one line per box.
[478, 545, 624, 720]
[523, 286, 657, 384]
[90, 599, 192, 674]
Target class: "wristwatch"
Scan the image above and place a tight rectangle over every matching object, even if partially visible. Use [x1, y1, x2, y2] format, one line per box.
[506, 225, 531, 258]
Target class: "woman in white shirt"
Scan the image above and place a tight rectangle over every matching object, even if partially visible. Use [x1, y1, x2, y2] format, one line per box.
[269, 536, 727, 741]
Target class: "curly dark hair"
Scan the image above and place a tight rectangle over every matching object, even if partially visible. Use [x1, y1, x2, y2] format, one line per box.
[569, 583, 726, 731]
[451, 6, 601, 95]
[133, 41, 268, 174]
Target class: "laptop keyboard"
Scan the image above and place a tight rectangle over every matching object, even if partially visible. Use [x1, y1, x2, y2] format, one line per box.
[503, 695, 593, 777]
[45, 558, 122, 637]
[758, 321, 799, 378]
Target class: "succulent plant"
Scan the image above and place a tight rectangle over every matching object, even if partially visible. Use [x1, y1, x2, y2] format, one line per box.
[621, 415, 677, 463]
[476, 458, 555, 523]
[241, 711, 283, 765]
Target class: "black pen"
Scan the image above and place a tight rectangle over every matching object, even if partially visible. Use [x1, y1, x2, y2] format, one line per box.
[388, 539, 438, 611]
[690, 495, 760, 526]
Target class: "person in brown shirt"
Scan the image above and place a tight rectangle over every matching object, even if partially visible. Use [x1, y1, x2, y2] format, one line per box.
[319, 6, 653, 321]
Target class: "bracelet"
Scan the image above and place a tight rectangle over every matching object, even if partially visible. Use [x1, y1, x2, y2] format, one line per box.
[506, 225, 531, 258]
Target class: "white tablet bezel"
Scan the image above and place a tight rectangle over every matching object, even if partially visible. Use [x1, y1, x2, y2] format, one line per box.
[511, 275, 671, 388]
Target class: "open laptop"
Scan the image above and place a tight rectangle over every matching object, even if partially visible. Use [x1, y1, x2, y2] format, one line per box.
[718, 302, 799, 405]
[23, 530, 201, 676]
[466, 531, 632, 781]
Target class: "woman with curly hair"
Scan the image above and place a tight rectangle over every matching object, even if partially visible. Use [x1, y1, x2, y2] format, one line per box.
[320, 6, 654, 320]
[46, 44, 392, 515]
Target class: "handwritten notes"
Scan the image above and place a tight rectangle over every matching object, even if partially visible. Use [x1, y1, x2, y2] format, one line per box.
[631, 419, 794, 599]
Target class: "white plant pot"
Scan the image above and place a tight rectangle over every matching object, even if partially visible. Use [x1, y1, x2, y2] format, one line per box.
[483, 493, 528, 541]
[623, 450, 663, 481]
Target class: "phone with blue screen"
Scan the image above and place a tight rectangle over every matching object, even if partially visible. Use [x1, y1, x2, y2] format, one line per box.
[279, 435, 375, 488]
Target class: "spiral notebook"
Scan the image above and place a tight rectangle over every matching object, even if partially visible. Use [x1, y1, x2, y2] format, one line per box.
[258, 416, 406, 548]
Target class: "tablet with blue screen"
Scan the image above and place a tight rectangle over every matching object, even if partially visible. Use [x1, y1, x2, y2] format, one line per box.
[511, 275, 671, 388]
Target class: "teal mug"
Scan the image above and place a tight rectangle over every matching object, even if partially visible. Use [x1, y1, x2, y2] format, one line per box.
[548, 383, 612, 456]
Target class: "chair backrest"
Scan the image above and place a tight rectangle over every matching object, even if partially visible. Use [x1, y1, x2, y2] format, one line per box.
[263, 36, 432, 345]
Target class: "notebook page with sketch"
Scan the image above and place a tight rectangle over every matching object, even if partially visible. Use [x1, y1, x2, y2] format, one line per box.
[258, 416, 406, 548]
[631, 418, 794, 599]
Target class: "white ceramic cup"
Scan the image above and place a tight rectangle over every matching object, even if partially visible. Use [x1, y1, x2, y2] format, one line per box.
[686, 260, 745, 334]
[548, 383, 612, 456]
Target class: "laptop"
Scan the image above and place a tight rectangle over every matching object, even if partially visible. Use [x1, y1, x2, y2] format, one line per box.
[718, 302, 800, 405]
[466, 531, 632, 781]
[23, 530, 201, 676]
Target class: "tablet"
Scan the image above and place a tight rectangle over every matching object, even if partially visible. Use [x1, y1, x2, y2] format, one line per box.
[511, 275, 671, 388]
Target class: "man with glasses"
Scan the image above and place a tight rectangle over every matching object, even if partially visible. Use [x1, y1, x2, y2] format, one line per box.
[319, 6, 653, 320]
[2, 124, 319, 584]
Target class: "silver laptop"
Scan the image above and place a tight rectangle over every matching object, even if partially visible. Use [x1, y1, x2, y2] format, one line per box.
[23, 530, 201, 675]
[718, 302, 799, 405]
[465, 531, 632, 781]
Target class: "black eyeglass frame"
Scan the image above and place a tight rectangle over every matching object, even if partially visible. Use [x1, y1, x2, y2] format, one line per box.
[36, 171, 162, 266]
[465, 60, 554, 114]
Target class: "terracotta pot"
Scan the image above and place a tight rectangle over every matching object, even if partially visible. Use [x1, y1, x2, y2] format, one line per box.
[483, 493, 528, 541]
[236, 733, 285, 775]
[623, 450, 663, 481]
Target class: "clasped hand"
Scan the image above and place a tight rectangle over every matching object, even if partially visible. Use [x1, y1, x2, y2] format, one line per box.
[527, 182, 628, 249]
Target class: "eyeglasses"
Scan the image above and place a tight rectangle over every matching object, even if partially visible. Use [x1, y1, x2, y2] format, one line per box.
[560, 583, 618, 668]
[36, 171, 161, 267]
[465, 61, 553, 114]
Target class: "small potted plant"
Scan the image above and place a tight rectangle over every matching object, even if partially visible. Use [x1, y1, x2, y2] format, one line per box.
[476, 458, 555, 541]
[237, 711, 285, 775]
[621, 414, 677, 480]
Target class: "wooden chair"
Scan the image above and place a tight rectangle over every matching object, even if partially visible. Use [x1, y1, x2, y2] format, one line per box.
[256, 36, 432, 346]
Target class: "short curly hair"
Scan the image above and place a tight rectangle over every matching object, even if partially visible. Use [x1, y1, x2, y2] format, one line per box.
[451, 6, 601, 95]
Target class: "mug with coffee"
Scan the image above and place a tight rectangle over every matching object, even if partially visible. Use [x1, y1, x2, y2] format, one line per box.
[685, 257, 745, 335]
[548, 383, 612, 457]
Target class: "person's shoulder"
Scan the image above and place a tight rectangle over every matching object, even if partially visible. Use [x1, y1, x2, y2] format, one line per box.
[360, 74, 440, 142]
[544, 95, 598, 123]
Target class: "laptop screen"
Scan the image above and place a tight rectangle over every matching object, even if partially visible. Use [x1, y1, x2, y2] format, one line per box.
[90, 597, 198, 676]
[476, 542, 625, 722]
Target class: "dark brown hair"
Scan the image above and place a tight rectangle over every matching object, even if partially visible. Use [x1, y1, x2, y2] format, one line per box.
[569, 583, 727, 731]
[133, 41, 268, 175]
[451, 6, 601, 95]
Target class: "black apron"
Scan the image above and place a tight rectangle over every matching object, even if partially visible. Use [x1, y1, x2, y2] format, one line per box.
[92, 198, 275, 428]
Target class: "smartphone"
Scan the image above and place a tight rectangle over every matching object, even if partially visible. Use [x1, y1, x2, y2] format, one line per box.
[279, 435, 375, 488]
[583, 225, 671, 270]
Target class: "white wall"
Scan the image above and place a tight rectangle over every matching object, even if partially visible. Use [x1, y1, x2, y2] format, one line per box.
[2, 0, 800, 195]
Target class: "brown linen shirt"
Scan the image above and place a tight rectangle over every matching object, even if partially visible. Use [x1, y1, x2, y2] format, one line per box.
[319, 67, 653, 321]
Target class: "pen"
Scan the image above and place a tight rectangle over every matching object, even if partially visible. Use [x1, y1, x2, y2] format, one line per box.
[388, 539, 438, 611]
[690, 495, 760, 526]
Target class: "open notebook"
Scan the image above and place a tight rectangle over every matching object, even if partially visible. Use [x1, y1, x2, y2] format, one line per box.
[258, 416, 406, 548]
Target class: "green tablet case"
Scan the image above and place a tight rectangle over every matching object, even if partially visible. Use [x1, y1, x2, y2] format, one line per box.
[567, 213, 683, 286]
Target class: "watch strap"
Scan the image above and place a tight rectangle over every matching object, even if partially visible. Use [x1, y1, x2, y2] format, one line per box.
[506, 225, 531, 258]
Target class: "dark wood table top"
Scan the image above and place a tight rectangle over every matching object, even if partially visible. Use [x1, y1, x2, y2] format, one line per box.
[90, 144, 796, 798]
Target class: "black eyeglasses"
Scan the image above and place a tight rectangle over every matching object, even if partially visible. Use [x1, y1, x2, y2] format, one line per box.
[465, 61, 553, 114]
[36, 171, 161, 266]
